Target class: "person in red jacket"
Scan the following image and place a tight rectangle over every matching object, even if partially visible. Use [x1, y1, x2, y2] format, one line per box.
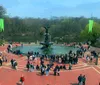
[18, 75, 25, 85]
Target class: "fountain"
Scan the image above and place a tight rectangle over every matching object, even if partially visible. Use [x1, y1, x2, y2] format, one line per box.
[12, 26, 79, 55]
[40, 27, 53, 49]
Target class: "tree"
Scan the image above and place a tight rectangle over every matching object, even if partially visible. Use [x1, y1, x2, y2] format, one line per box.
[0, 6, 6, 18]
[80, 22, 100, 45]
[1, 5, 100, 43]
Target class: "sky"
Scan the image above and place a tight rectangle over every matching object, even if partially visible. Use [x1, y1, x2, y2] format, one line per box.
[0, 0, 100, 18]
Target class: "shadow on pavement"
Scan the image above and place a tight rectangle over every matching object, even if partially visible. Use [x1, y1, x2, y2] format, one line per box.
[70, 83, 78, 85]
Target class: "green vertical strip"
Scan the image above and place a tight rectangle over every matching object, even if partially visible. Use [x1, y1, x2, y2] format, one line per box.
[2, 19, 4, 31]
[89, 20, 93, 33]
[0, 19, 4, 32]
[0, 19, 2, 32]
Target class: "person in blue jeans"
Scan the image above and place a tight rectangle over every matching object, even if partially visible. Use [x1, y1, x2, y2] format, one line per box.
[46, 66, 50, 76]
[78, 74, 83, 85]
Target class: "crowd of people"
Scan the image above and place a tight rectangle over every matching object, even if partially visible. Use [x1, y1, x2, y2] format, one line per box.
[25, 49, 81, 75]
[27, 50, 80, 64]
[7, 42, 93, 77]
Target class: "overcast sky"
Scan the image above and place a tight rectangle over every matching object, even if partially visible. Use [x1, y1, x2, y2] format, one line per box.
[0, 0, 100, 18]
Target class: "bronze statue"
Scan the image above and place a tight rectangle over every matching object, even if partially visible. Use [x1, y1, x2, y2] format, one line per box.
[40, 27, 53, 49]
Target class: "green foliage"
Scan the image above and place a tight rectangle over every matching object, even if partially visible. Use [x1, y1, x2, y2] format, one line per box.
[94, 41, 100, 47]
[2, 16, 89, 43]
[0, 39, 5, 46]
[80, 22, 100, 45]
[1, 5, 100, 43]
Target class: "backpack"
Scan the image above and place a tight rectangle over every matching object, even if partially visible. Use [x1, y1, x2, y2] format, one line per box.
[14, 62, 17, 66]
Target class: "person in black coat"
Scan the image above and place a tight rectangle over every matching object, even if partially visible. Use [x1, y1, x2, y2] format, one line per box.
[54, 67, 57, 76]
[41, 66, 45, 75]
[10, 59, 14, 68]
[36, 65, 40, 70]
[57, 66, 60, 76]
[13, 60, 18, 69]
[78, 74, 83, 85]
[63, 65, 66, 70]
[54, 65, 59, 76]
[26, 63, 30, 71]
[0, 59, 2, 66]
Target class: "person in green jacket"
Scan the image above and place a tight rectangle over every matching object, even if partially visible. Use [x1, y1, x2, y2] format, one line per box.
[82, 75, 86, 85]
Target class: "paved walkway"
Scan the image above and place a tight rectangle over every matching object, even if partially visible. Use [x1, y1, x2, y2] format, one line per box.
[0, 45, 100, 85]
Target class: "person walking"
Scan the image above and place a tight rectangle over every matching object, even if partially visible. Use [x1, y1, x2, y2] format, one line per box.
[18, 75, 25, 85]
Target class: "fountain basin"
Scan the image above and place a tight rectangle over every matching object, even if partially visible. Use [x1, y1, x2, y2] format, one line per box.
[12, 44, 79, 55]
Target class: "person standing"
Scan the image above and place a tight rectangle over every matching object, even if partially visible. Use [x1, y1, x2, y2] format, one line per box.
[26, 62, 30, 71]
[54, 67, 57, 76]
[41, 66, 45, 75]
[0, 58, 2, 66]
[57, 66, 60, 76]
[78, 74, 83, 85]
[9, 44, 12, 52]
[45, 66, 50, 76]
[13, 60, 18, 70]
[69, 63, 72, 70]
[63, 65, 66, 70]
[30, 63, 34, 72]
[54, 65, 59, 76]
[7, 45, 10, 53]
[11, 59, 14, 68]
[82, 75, 86, 85]
[36, 65, 40, 70]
